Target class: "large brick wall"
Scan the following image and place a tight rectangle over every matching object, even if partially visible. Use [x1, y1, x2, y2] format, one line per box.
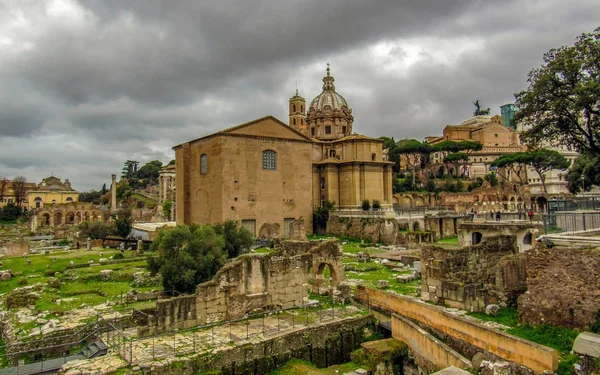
[420, 236, 526, 311]
[518, 247, 600, 330]
[140, 240, 343, 335]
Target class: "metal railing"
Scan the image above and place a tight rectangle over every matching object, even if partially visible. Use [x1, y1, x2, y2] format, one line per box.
[542, 212, 600, 235]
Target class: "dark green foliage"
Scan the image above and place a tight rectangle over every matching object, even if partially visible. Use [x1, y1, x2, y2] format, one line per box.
[443, 152, 469, 163]
[591, 309, 600, 333]
[396, 139, 432, 187]
[149, 224, 227, 293]
[0, 202, 22, 222]
[566, 154, 600, 193]
[362, 200, 371, 211]
[517, 28, 600, 156]
[79, 190, 104, 204]
[372, 200, 381, 210]
[112, 253, 124, 260]
[313, 200, 335, 233]
[507, 324, 579, 353]
[162, 199, 172, 218]
[112, 208, 132, 238]
[485, 172, 499, 187]
[136, 160, 163, 186]
[213, 220, 254, 258]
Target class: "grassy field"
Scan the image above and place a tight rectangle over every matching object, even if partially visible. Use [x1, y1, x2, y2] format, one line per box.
[437, 236, 458, 244]
[0, 248, 161, 329]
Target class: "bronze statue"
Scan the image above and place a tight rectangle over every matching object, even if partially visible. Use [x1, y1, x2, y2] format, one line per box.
[473, 100, 491, 116]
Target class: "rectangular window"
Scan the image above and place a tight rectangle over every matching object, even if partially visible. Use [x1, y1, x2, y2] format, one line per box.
[342, 126, 346, 134]
[329, 150, 335, 158]
[284, 218, 295, 239]
[325, 126, 331, 134]
[262, 150, 277, 170]
[200, 154, 208, 174]
[311, 127, 315, 137]
[241, 220, 256, 236]
[320, 178, 325, 190]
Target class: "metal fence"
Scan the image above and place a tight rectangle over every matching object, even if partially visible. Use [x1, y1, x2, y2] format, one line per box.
[541, 212, 600, 235]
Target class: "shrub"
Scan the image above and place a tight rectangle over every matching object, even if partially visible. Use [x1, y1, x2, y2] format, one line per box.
[362, 200, 371, 211]
[372, 200, 381, 210]
[112, 253, 125, 260]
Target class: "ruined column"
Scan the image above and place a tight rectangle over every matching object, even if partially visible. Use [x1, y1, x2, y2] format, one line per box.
[111, 174, 117, 212]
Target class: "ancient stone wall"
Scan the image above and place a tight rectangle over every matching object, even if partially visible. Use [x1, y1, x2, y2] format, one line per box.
[140, 240, 343, 335]
[0, 240, 29, 256]
[518, 247, 600, 330]
[326, 216, 403, 244]
[420, 236, 526, 311]
[131, 315, 372, 375]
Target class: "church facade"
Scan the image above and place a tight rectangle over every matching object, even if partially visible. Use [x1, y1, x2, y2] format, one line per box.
[174, 67, 393, 237]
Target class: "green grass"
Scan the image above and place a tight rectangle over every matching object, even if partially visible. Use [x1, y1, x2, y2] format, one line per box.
[270, 359, 362, 375]
[437, 236, 458, 244]
[343, 259, 419, 296]
[506, 324, 580, 375]
[467, 307, 519, 327]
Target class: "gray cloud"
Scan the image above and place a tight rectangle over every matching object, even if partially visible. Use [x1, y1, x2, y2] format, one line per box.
[0, 0, 598, 190]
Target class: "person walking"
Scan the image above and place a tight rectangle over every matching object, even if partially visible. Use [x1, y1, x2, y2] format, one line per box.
[495, 210, 501, 221]
[527, 210, 534, 222]
[490, 211, 494, 220]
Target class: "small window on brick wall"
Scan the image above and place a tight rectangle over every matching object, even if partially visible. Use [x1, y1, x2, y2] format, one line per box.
[325, 126, 331, 134]
[262, 150, 277, 170]
[200, 154, 208, 174]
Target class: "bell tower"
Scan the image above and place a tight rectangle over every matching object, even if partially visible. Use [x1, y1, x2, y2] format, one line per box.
[289, 88, 307, 136]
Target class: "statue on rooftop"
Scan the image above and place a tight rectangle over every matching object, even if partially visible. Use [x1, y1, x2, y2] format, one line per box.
[473, 100, 491, 116]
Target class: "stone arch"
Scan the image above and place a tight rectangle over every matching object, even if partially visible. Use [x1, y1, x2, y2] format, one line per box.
[517, 196, 524, 210]
[53, 212, 63, 226]
[75, 211, 82, 224]
[523, 232, 533, 245]
[66, 197, 73, 203]
[65, 211, 76, 225]
[84, 211, 90, 222]
[472, 231, 483, 245]
[437, 166, 447, 178]
[415, 196, 425, 207]
[392, 196, 400, 210]
[509, 196, 516, 210]
[312, 262, 340, 292]
[413, 221, 421, 231]
[91, 211, 97, 222]
[41, 213, 51, 226]
[34, 197, 43, 208]
[536, 196, 548, 213]
[402, 196, 413, 207]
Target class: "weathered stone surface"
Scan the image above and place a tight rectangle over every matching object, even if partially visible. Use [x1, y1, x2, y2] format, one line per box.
[377, 280, 389, 289]
[485, 304, 500, 316]
[518, 246, 600, 329]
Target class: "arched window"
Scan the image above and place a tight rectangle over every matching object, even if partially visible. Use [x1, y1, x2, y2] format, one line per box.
[34, 197, 42, 208]
[66, 197, 73, 202]
[293, 118, 296, 125]
[200, 154, 208, 174]
[262, 150, 277, 171]
[293, 104, 296, 112]
[301, 105, 303, 112]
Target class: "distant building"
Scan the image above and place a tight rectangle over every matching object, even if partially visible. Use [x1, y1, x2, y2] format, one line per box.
[425, 114, 525, 182]
[27, 176, 79, 209]
[500, 103, 515, 128]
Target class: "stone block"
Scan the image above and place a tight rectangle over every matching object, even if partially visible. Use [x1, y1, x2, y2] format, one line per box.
[377, 280, 389, 289]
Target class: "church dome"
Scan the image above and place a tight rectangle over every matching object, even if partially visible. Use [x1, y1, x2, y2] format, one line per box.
[309, 65, 350, 112]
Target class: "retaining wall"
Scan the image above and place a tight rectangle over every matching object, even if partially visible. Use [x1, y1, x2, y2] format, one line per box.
[356, 286, 558, 373]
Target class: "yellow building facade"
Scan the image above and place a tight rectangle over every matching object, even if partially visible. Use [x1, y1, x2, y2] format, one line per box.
[27, 176, 79, 209]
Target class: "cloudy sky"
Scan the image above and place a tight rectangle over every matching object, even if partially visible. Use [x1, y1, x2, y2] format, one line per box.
[1, 0, 598, 191]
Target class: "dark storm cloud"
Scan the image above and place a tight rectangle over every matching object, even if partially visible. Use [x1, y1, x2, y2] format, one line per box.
[0, 0, 599, 190]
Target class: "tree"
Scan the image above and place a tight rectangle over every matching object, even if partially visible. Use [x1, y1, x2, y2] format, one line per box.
[517, 28, 600, 156]
[0, 176, 8, 203]
[136, 160, 163, 186]
[313, 200, 335, 234]
[12, 176, 27, 208]
[396, 139, 431, 188]
[148, 224, 227, 294]
[213, 220, 253, 258]
[380, 137, 401, 173]
[162, 199, 172, 220]
[112, 208, 132, 238]
[443, 152, 469, 178]
[527, 149, 570, 194]
[491, 153, 528, 185]
[566, 154, 600, 193]
[485, 172, 499, 187]
[372, 200, 381, 210]
[361, 200, 371, 211]
[121, 160, 139, 179]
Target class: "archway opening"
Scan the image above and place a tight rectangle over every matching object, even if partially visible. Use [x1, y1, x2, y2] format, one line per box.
[472, 231, 483, 245]
[413, 221, 420, 232]
[53, 212, 63, 225]
[313, 262, 339, 292]
[34, 197, 43, 208]
[536, 196, 548, 213]
[66, 212, 75, 225]
[523, 232, 533, 245]
[41, 213, 51, 226]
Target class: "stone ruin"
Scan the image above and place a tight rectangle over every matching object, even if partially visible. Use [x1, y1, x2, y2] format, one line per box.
[138, 239, 345, 336]
[421, 236, 527, 312]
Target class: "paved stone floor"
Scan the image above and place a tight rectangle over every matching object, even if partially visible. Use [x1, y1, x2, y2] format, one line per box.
[61, 305, 365, 374]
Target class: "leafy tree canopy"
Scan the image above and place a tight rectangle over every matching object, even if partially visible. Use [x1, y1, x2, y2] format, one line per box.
[149, 224, 227, 294]
[213, 220, 254, 258]
[517, 28, 600, 155]
[443, 152, 469, 163]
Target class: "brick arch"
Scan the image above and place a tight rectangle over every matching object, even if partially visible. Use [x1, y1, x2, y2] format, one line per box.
[65, 211, 76, 225]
